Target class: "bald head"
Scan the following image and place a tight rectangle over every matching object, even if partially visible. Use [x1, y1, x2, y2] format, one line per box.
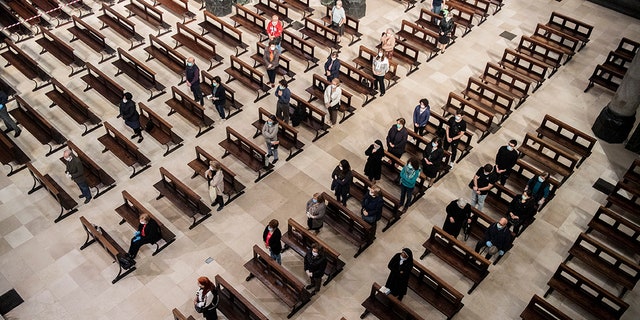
[498, 218, 508, 228]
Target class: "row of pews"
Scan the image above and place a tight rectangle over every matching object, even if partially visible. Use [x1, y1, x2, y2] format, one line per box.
[585, 37, 639, 93]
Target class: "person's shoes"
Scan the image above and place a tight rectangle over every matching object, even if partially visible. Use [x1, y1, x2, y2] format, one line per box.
[137, 136, 144, 143]
[267, 153, 272, 157]
[401, 206, 408, 213]
[4, 128, 14, 133]
[305, 284, 314, 290]
[14, 130, 21, 138]
[272, 158, 278, 164]
[217, 205, 224, 212]
[311, 290, 318, 296]
[79, 194, 85, 199]
[131, 134, 138, 139]
[380, 93, 385, 96]
[449, 162, 454, 168]
[314, 229, 320, 235]
[84, 197, 92, 204]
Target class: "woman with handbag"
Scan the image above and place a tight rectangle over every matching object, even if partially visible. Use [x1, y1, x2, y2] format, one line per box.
[205, 161, 225, 211]
[194, 276, 219, 320]
[306, 193, 326, 234]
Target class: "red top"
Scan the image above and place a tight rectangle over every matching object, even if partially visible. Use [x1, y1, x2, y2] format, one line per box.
[266, 20, 283, 38]
[265, 231, 273, 247]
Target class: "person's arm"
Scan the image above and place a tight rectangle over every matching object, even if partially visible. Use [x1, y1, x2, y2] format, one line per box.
[479, 181, 494, 192]
[323, 87, 331, 107]
[212, 170, 224, 192]
[472, 174, 479, 190]
[282, 88, 291, 103]
[263, 49, 270, 66]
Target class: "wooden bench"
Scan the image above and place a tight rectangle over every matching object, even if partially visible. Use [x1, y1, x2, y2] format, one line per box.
[461, 77, 515, 124]
[244, 245, 311, 319]
[283, 0, 314, 17]
[480, 61, 531, 108]
[200, 70, 244, 119]
[503, 159, 560, 211]
[442, 91, 494, 142]
[516, 36, 564, 77]
[605, 181, 640, 218]
[584, 63, 625, 93]
[338, 61, 377, 106]
[546, 11, 593, 51]
[98, 3, 145, 50]
[289, 92, 330, 141]
[225, 55, 270, 103]
[63, 140, 117, 198]
[215, 275, 269, 320]
[200, 10, 249, 57]
[0, 3, 33, 42]
[614, 37, 640, 61]
[499, 48, 548, 92]
[445, 2, 475, 37]
[153, 0, 195, 23]
[0, 129, 29, 176]
[352, 45, 401, 89]
[601, 50, 632, 78]
[349, 170, 402, 232]
[219, 126, 274, 183]
[520, 294, 572, 320]
[36, 28, 85, 77]
[535, 114, 596, 168]
[397, 20, 440, 62]
[125, 0, 171, 36]
[26, 163, 78, 222]
[320, 6, 362, 45]
[98, 122, 151, 178]
[379, 152, 427, 205]
[300, 17, 340, 50]
[306, 73, 356, 124]
[187, 145, 246, 205]
[229, 4, 267, 42]
[404, 130, 452, 182]
[254, 0, 293, 26]
[623, 158, 640, 187]
[409, 260, 464, 319]
[420, 226, 491, 294]
[138, 102, 183, 156]
[464, 206, 495, 241]
[531, 23, 580, 65]
[172, 22, 223, 71]
[115, 190, 176, 255]
[322, 191, 375, 258]
[250, 42, 296, 83]
[6, 0, 52, 30]
[0, 77, 19, 102]
[113, 47, 166, 101]
[517, 132, 579, 185]
[281, 218, 345, 285]
[171, 308, 195, 320]
[81, 62, 125, 107]
[46, 78, 102, 136]
[360, 282, 424, 320]
[586, 206, 640, 255]
[145, 34, 186, 84]
[430, 112, 473, 163]
[59, 0, 93, 18]
[448, 0, 490, 25]
[281, 29, 319, 72]
[386, 39, 421, 76]
[1, 39, 51, 91]
[154, 167, 211, 229]
[165, 86, 215, 137]
[415, 8, 458, 44]
[9, 96, 66, 156]
[68, 15, 116, 63]
[251, 107, 304, 161]
[544, 263, 628, 320]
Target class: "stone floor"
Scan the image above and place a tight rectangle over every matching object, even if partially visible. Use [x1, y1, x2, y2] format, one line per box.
[1, 0, 639, 319]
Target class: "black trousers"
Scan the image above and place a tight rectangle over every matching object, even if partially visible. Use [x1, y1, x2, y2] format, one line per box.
[128, 237, 154, 258]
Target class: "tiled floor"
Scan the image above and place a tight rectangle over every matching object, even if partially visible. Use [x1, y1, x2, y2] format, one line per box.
[1, 0, 639, 319]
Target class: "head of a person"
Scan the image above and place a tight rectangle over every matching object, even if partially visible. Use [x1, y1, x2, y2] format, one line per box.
[336, 0, 342, 7]
[331, 78, 340, 87]
[521, 190, 531, 201]
[374, 139, 383, 149]
[123, 92, 132, 103]
[497, 218, 508, 230]
[271, 15, 279, 23]
[311, 243, 323, 257]
[457, 198, 467, 208]
[369, 185, 381, 197]
[396, 118, 406, 129]
[268, 114, 277, 126]
[339, 159, 350, 172]
[446, 11, 453, 19]
[419, 98, 429, 108]
[197, 276, 214, 294]
[455, 109, 463, 122]
[431, 137, 442, 148]
[63, 149, 73, 161]
[312, 192, 324, 204]
[268, 219, 279, 230]
[139, 213, 150, 225]
[212, 76, 221, 86]
[408, 158, 420, 170]
[330, 52, 338, 60]
[386, 28, 394, 35]
[483, 163, 493, 174]
[279, 79, 287, 88]
[507, 139, 518, 151]
[400, 248, 412, 260]
[209, 160, 220, 171]
[186, 57, 195, 67]
[269, 41, 277, 51]
[539, 171, 549, 181]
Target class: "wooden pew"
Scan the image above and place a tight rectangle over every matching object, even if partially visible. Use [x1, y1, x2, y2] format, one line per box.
[614, 37, 640, 61]
[187, 146, 246, 205]
[281, 218, 345, 285]
[480, 62, 531, 108]
[404, 130, 452, 182]
[516, 36, 564, 77]
[98, 3, 145, 50]
[360, 282, 425, 320]
[415, 8, 458, 44]
[36, 28, 86, 77]
[445, 2, 475, 37]
[461, 77, 514, 124]
[352, 45, 401, 89]
[225, 55, 270, 103]
[605, 181, 640, 217]
[145, 34, 186, 84]
[284, 0, 314, 18]
[503, 159, 560, 211]
[46, 78, 102, 136]
[0, 130, 30, 176]
[464, 206, 495, 242]
[1, 39, 51, 91]
[68, 15, 116, 63]
[6, 0, 52, 30]
[59, 0, 93, 18]
[81, 62, 125, 107]
[487, 0, 504, 15]
[586, 206, 640, 255]
[254, 0, 293, 26]
[115, 190, 175, 255]
[289, 92, 330, 141]
[389, 0, 418, 13]
[546, 11, 593, 51]
[397, 20, 440, 62]
[0, 2, 34, 42]
[153, 0, 195, 23]
[584, 63, 625, 93]
[623, 158, 640, 187]
[442, 91, 494, 142]
[219, 126, 274, 183]
[172, 22, 223, 71]
[544, 263, 628, 320]
[251, 107, 304, 161]
[215, 275, 269, 320]
[26, 163, 78, 222]
[337, 61, 377, 106]
[535, 114, 596, 168]
[63, 140, 117, 198]
[320, 6, 362, 45]
[409, 260, 464, 319]
[250, 42, 296, 83]
[200, 9, 249, 57]
[154, 167, 211, 229]
[379, 151, 428, 205]
[125, 0, 172, 36]
[0, 76, 19, 102]
[244, 245, 311, 319]
[171, 308, 196, 320]
[98, 122, 151, 178]
[520, 294, 572, 320]
[9, 96, 66, 156]
[165, 86, 215, 137]
[518, 132, 579, 185]
[448, 0, 490, 25]
[300, 17, 340, 50]
[138, 102, 184, 156]
[420, 226, 491, 294]
[321, 191, 375, 258]
[113, 47, 166, 101]
[306, 73, 356, 124]
[229, 4, 267, 41]
[499, 48, 548, 92]
[349, 170, 402, 232]
[281, 29, 319, 72]
[430, 112, 473, 163]
[387, 39, 421, 76]
[200, 70, 244, 119]
[79, 216, 136, 283]
[531, 23, 580, 65]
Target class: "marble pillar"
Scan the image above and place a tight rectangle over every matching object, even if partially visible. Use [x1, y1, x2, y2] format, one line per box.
[205, 0, 233, 16]
[344, 0, 366, 19]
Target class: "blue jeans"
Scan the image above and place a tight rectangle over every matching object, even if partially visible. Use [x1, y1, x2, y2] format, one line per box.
[266, 141, 278, 160]
[470, 190, 487, 211]
[270, 250, 281, 265]
[432, 5, 442, 15]
[400, 185, 414, 208]
[77, 181, 92, 199]
[215, 103, 226, 119]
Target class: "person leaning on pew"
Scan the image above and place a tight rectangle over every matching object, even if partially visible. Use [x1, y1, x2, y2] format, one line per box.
[275, 79, 291, 123]
[474, 218, 511, 260]
[442, 198, 471, 238]
[324, 52, 341, 83]
[63, 149, 92, 204]
[444, 109, 466, 167]
[264, 42, 280, 88]
[331, 159, 352, 206]
[468, 163, 498, 211]
[361, 185, 383, 232]
[324, 78, 342, 125]
[205, 161, 225, 211]
[0, 90, 22, 138]
[382, 248, 413, 300]
[304, 243, 327, 295]
[507, 190, 535, 236]
[266, 15, 283, 53]
[263, 115, 280, 164]
[186, 57, 204, 106]
[329, 1, 346, 44]
[119, 92, 144, 143]
[127, 213, 161, 259]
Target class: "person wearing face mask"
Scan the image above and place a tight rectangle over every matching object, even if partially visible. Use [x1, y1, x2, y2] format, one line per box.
[474, 218, 512, 260]
[262, 115, 279, 164]
[468, 163, 498, 211]
[364, 140, 384, 182]
[185, 57, 204, 106]
[205, 161, 225, 211]
[265, 15, 283, 52]
[324, 78, 342, 125]
[372, 50, 389, 96]
[275, 79, 291, 123]
[494, 139, 518, 185]
[263, 41, 280, 87]
[207, 76, 226, 120]
[361, 185, 384, 232]
[399, 158, 421, 213]
[443, 198, 471, 238]
[119, 92, 143, 143]
[380, 28, 396, 59]
[324, 52, 341, 83]
[412, 98, 430, 136]
[329, 1, 345, 43]
[524, 171, 551, 212]
[63, 149, 92, 204]
[306, 192, 326, 233]
[127, 213, 161, 259]
[422, 137, 443, 188]
[444, 109, 466, 167]
[331, 159, 352, 206]
[194, 276, 219, 320]
[384, 248, 413, 300]
[437, 11, 454, 54]
[263, 219, 282, 264]
[304, 243, 327, 295]
[507, 190, 535, 236]
[386, 118, 408, 158]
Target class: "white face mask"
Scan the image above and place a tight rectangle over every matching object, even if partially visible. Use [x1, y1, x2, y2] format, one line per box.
[312, 251, 318, 257]
[268, 227, 274, 232]
[506, 145, 514, 151]
[122, 99, 127, 103]
[538, 176, 545, 182]
[270, 46, 276, 51]
[455, 116, 462, 121]
[378, 53, 383, 57]
[369, 191, 375, 197]
[496, 224, 505, 230]
[338, 165, 343, 170]
[432, 143, 438, 148]
[65, 156, 72, 162]
[209, 166, 214, 171]
[139, 220, 146, 225]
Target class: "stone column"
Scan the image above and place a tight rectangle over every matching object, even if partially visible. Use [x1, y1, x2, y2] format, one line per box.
[344, 0, 366, 19]
[205, 0, 233, 16]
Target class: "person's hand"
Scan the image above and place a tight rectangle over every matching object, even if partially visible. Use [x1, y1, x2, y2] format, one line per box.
[538, 199, 545, 205]
[326, 70, 331, 76]
[389, 143, 395, 147]
[498, 250, 505, 256]
[447, 137, 452, 142]
[66, 173, 71, 179]
[363, 209, 368, 216]
[476, 190, 481, 195]
[272, 140, 279, 145]
[268, 64, 273, 68]
[467, 218, 472, 223]
[486, 241, 493, 247]
[473, 186, 478, 191]
[449, 217, 455, 223]
[306, 270, 312, 277]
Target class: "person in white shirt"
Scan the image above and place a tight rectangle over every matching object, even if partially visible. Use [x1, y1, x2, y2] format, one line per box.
[372, 50, 390, 96]
[324, 78, 342, 125]
[194, 277, 218, 320]
[330, 1, 346, 43]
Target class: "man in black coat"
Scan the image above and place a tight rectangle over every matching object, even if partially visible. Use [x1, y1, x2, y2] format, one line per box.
[304, 243, 328, 295]
[185, 57, 204, 105]
[384, 248, 413, 300]
[442, 198, 471, 238]
[494, 139, 518, 185]
[507, 190, 536, 236]
[474, 218, 511, 259]
[324, 52, 340, 82]
[119, 92, 143, 143]
[64, 149, 91, 204]
[207, 75, 227, 120]
[386, 118, 408, 158]
[128, 214, 162, 258]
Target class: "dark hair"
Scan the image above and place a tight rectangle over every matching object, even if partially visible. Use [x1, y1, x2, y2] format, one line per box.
[396, 118, 406, 125]
[213, 76, 221, 84]
[268, 219, 279, 229]
[124, 92, 133, 100]
[455, 109, 463, 116]
[269, 114, 277, 121]
[339, 159, 350, 173]
[408, 157, 420, 169]
[419, 98, 429, 107]
[279, 79, 288, 87]
[509, 139, 518, 146]
[431, 137, 442, 146]
[483, 164, 493, 172]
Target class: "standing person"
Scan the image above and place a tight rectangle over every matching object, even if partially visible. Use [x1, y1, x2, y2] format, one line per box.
[324, 52, 341, 83]
[437, 10, 454, 53]
[265, 15, 283, 52]
[474, 218, 511, 260]
[399, 158, 421, 213]
[422, 137, 443, 188]
[372, 49, 389, 96]
[380, 28, 396, 59]
[364, 140, 384, 182]
[306, 192, 326, 233]
[443, 109, 466, 167]
[412, 98, 430, 136]
[127, 213, 161, 258]
[63, 149, 91, 204]
[324, 78, 342, 125]
[432, 0, 445, 15]
[524, 171, 551, 212]
[263, 41, 280, 87]
[329, 0, 346, 43]
[331, 159, 352, 206]
[194, 277, 219, 320]
[186, 57, 203, 106]
[495, 139, 519, 185]
[468, 164, 498, 211]
[263, 219, 282, 264]
[119, 92, 143, 143]
[207, 76, 226, 120]
[386, 118, 408, 158]
[384, 248, 413, 300]
[304, 243, 327, 295]
[274, 79, 291, 123]
[0, 90, 21, 137]
[507, 190, 535, 236]
[205, 161, 225, 211]
[262, 115, 279, 164]
[361, 185, 384, 232]
[442, 198, 471, 238]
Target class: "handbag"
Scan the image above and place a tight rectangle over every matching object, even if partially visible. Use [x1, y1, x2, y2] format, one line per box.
[208, 184, 217, 201]
[117, 253, 136, 270]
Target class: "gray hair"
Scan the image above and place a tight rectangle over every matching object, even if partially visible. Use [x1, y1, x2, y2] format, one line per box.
[457, 198, 467, 208]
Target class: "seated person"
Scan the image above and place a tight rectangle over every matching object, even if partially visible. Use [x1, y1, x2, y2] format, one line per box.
[524, 171, 551, 211]
[128, 213, 162, 259]
[474, 218, 511, 260]
[507, 190, 535, 236]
